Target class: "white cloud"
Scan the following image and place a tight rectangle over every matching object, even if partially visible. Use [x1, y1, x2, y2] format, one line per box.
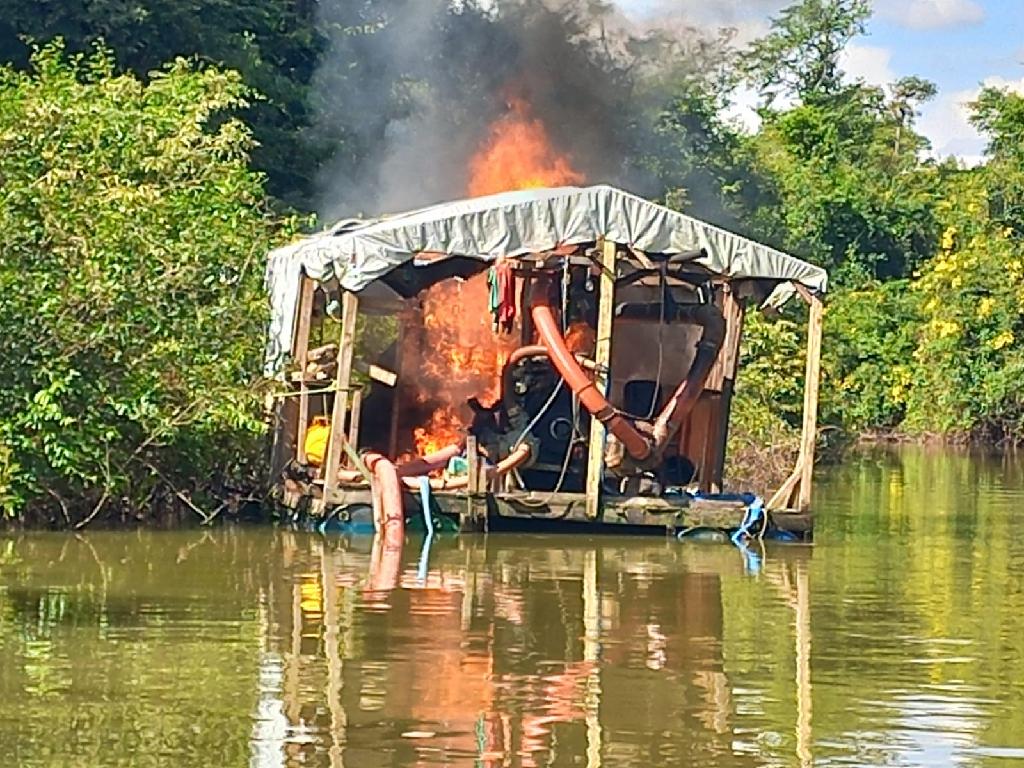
[722, 83, 763, 133]
[874, 0, 984, 30]
[917, 76, 1024, 164]
[840, 43, 896, 87]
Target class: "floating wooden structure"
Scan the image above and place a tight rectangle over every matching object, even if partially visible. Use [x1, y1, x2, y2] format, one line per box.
[265, 185, 826, 539]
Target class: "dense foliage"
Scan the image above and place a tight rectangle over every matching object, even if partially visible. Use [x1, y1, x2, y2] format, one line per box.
[2, 0, 1024, 521]
[0, 43, 291, 523]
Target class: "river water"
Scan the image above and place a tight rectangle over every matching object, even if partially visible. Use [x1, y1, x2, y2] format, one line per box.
[1, 446, 1023, 767]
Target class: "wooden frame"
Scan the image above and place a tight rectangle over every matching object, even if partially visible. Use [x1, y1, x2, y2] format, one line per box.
[584, 238, 617, 519]
[319, 291, 360, 512]
[767, 288, 824, 512]
[275, 247, 823, 535]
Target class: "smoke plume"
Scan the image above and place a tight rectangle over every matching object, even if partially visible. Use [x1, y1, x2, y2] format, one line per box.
[308, 0, 734, 220]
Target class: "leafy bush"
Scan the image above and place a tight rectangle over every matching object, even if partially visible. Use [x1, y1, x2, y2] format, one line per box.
[821, 278, 921, 431]
[0, 42, 291, 524]
[903, 173, 1024, 439]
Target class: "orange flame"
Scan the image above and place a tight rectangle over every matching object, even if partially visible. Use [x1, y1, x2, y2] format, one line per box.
[408, 97, 583, 458]
[468, 98, 584, 197]
[408, 276, 518, 457]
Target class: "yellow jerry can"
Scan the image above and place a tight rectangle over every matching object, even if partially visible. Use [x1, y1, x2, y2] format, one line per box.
[304, 416, 331, 466]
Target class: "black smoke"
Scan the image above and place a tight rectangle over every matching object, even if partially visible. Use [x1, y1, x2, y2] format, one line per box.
[307, 0, 734, 220]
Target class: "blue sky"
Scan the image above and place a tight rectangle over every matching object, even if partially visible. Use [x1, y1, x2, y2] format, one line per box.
[614, 0, 1024, 162]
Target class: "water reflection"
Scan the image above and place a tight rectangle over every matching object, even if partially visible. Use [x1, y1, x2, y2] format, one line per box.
[2, 447, 1024, 767]
[249, 533, 808, 768]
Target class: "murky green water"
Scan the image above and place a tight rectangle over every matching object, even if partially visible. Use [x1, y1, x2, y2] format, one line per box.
[2, 446, 1023, 766]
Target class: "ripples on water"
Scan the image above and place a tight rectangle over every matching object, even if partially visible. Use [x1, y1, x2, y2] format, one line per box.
[1, 446, 1023, 766]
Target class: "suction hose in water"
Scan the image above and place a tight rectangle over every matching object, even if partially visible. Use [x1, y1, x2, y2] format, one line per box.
[363, 452, 404, 549]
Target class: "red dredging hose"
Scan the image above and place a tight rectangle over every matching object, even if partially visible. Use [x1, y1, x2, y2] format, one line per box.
[363, 452, 404, 549]
[395, 443, 462, 478]
[528, 274, 725, 465]
[400, 443, 531, 491]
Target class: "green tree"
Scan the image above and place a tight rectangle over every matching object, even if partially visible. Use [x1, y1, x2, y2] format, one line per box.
[971, 86, 1024, 238]
[0, 42, 292, 524]
[0, 0, 324, 206]
[745, 0, 871, 106]
[871, 88, 1024, 440]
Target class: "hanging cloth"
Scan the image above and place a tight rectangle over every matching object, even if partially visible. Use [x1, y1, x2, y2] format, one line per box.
[487, 257, 517, 333]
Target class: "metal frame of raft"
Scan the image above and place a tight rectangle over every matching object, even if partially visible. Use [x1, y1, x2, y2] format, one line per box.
[266, 189, 825, 542]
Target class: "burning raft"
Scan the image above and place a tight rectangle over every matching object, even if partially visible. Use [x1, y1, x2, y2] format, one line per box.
[265, 185, 827, 539]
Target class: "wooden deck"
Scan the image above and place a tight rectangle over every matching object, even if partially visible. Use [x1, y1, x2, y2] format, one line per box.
[277, 481, 813, 539]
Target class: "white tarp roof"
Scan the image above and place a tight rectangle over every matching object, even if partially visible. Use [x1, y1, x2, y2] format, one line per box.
[265, 184, 827, 373]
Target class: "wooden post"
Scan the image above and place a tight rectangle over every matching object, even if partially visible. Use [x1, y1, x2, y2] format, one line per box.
[388, 314, 406, 459]
[346, 388, 363, 466]
[710, 286, 746, 489]
[320, 292, 360, 511]
[294, 275, 316, 464]
[585, 239, 617, 520]
[797, 293, 824, 511]
[466, 435, 480, 495]
[463, 435, 485, 531]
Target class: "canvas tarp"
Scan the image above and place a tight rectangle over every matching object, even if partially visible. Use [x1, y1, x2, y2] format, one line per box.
[265, 184, 827, 373]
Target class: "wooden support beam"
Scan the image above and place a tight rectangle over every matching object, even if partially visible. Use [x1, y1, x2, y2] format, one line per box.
[320, 292, 360, 512]
[346, 388, 363, 463]
[293, 275, 316, 464]
[797, 294, 824, 512]
[585, 238, 617, 519]
[466, 435, 480, 495]
[464, 435, 486, 531]
[767, 462, 803, 510]
[710, 286, 746, 489]
[388, 315, 406, 459]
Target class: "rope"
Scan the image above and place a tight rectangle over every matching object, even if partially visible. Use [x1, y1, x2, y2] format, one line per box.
[417, 476, 434, 537]
[516, 391, 581, 511]
[730, 495, 765, 546]
[416, 476, 434, 584]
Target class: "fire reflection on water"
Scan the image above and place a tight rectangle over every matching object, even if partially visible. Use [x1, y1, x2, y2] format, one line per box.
[251, 533, 814, 768]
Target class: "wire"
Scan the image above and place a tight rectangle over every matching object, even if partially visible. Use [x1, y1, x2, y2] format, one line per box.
[511, 256, 572, 450]
[511, 377, 565, 450]
[518, 390, 582, 511]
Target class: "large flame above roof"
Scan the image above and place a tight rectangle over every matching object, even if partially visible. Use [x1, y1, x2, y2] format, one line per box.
[467, 97, 584, 197]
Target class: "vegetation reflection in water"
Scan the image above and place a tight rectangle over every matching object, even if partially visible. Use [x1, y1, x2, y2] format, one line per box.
[1, 446, 1023, 767]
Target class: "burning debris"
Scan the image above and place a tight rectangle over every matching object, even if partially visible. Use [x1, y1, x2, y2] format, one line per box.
[402, 93, 585, 459]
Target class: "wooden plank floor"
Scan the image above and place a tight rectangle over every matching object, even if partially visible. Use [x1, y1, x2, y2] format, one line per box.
[286, 483, 813, 537]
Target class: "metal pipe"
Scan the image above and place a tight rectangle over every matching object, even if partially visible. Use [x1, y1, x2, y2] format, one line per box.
[530, 276, 653, 461]
[400, 442, 532, 491]
[396, 443, 462, 477]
